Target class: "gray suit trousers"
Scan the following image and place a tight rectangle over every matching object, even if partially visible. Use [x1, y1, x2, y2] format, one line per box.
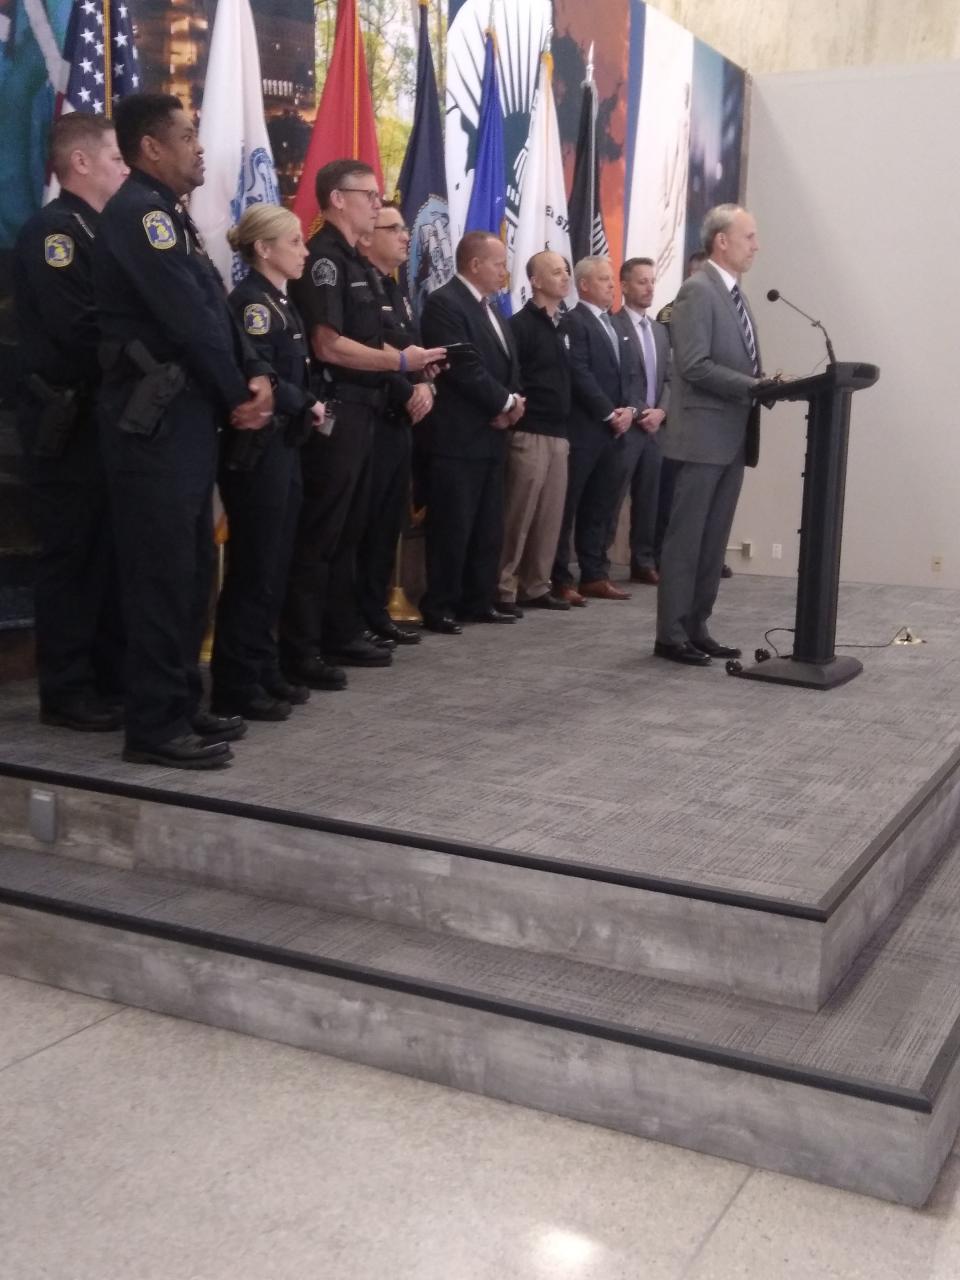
[656, 455, 744, 646]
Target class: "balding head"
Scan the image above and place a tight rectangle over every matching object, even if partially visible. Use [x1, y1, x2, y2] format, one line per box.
[527, 250, 570, 310]
[702, 204, 759, 275]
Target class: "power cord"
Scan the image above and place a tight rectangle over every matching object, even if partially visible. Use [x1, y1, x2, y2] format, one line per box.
[759, 625, 923, 658]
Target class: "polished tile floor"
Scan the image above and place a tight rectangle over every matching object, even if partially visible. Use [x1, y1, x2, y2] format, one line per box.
[3, 974, 960, 1279]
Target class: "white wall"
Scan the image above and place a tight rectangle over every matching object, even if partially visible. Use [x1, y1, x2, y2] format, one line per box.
[736, 60, 960, 588]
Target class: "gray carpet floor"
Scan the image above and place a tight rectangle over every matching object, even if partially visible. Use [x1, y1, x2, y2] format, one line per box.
[2, 575, 958, 907]
[2, 817, 959, 1090]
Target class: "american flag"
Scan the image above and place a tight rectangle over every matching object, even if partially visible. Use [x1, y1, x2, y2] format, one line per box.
[61, 0, 140, 117]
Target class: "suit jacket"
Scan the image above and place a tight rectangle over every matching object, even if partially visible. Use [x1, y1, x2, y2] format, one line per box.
[561, 302, 641, 450]
[612, 308, 671, 415]
[661, 261, 762, 467]
[420, 276, 521, 461]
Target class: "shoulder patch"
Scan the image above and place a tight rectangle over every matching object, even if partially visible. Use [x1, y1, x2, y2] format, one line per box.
[311, 257, 337, 288]
[44, 234, 74, 268]
[243, 303, 271, 336]
[142, 211, 177, 250]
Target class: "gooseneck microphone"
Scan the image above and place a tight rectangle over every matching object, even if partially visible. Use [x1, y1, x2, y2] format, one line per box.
[766, 289, 837, 366]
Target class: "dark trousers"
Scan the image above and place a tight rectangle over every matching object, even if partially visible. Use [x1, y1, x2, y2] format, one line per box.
[100, 389, 218, 747]
[18, 414, 122, 706]
[421, 454, 504, 618]
[654, 457, 680, 567]
[656, 455, 745, 647]
[613, 426, 662, 570]
[356, 416, 410, 629]
[211, 433, 302, 699]
[552, 432, 623, 586]
[280, 401, 374, 666]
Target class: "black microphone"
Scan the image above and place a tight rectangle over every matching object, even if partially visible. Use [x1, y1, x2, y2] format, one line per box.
[766, 289, 837, 366]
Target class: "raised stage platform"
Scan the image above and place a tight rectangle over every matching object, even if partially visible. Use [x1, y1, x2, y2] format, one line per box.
[1, 575, 959, 1204]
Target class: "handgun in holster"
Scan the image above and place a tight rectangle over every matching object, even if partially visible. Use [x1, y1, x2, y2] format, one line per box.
[223, 418, 279, 472]
[26, 374, 79, 459]
[108, 339, 186, 439]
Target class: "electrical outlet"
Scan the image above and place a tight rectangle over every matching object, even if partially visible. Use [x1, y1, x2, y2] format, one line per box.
[741, 540, 754, 559]
[932, 555, 943, 573]
[772, 543, 783, 560]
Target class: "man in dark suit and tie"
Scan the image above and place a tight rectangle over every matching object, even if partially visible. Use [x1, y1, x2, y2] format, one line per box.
[419, 231, 525, 632]
[552, 256, 639, 605]
[612, 257, 671, 585]
[655, 204, 763, 666]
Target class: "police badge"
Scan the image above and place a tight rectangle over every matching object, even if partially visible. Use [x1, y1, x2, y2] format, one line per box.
[142, 211, 177, 250]
[311, 258, 337, 288]
[244, 304, 271, 336]
[44, 234, 74, 268]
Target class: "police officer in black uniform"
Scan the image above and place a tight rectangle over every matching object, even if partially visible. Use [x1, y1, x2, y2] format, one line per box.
[12, 114, 129, 730]
[211, 204, 324, 720]
[355, 199, 431, 646]
[95, 94, 275, 769]
[280, 159, 444, 689]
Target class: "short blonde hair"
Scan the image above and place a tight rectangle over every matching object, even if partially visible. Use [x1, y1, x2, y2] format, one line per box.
[226, 204, 301, 262]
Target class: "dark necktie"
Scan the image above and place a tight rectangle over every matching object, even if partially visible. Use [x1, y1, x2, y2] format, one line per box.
[731, 283, 759, 374]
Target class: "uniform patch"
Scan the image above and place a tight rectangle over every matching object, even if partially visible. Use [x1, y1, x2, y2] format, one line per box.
[142, 211, 177, 250]
[243, 303, 271, 336]
[44, 234, 74, 268]
[311, 257, 337, 288]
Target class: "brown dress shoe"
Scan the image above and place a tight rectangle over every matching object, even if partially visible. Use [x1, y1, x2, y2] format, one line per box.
[629, 565, 660, 585]
[579, 579, 632, 600]
[553, 585, 588, 607]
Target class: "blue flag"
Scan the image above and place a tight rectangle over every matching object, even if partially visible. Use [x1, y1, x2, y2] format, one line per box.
[396, 0, 453, 320]
[465, 28, 508, 312]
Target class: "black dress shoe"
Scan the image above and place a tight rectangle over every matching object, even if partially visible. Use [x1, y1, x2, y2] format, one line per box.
[191, 711, 248, 743]
[692, 637, 742, 659]
[212, 687, 292, 722]
[362, 628, 397, 651]
[287, 658, 348, 690]
[40, 693, 124, 732]
[263, 675, 310, 705]
[123, 733, 233, 769]
[370, 620, 422, 646]
[495, 601, 525, 619]
[518, 593, 571, 611]
[324, 636, 393, 667]
[422, 614, 462, 635]
[460, 608, 517, 624]
[653, 640, 713, 667]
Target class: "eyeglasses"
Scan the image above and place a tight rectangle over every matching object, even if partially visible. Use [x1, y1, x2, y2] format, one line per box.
[337, 187, 382, 205]
[374, 223, 409, 234]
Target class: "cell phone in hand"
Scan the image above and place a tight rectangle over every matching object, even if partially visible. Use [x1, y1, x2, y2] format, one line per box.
[442, 342, 479, 366]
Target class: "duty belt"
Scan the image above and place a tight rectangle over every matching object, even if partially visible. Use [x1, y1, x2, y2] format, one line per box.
[327, 384, 387, 411]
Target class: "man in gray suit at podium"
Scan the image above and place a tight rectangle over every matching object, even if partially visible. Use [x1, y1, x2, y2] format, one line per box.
[655, 204, 763, 667]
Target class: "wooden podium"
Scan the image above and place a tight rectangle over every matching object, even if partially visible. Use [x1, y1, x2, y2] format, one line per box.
[730, 361, 879, 690]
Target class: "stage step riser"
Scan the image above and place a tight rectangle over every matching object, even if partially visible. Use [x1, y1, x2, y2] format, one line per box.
[2, 769, 959, 1011]
[0, 899, 953, 1208]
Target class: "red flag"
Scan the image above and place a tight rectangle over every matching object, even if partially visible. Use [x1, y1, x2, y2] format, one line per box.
[293, 0, 383, 236]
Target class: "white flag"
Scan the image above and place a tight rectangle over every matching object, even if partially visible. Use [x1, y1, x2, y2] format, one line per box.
[189, 0, 280, 288]
[509, 49, 573, 314]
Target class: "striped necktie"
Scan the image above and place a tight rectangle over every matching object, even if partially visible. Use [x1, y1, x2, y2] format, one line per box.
[730, 283, 759, 374]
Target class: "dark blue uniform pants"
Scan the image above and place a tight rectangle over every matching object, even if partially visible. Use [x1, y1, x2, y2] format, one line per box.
[356, 415, 410, 629]
[19, 413, 123, 706]
[100, 388, 218, 747]
[212, 434, 302, 699]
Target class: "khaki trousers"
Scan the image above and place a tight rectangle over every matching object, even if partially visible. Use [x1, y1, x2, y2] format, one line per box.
[498, 430, 569, 603]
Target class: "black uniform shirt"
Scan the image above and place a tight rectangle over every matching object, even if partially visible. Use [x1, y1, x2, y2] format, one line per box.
[509, 299, 572, 437]
[94, 168, 266, 410]
[228, 269, 315, 418]
[290, 220, 385, 390]
[378, 270, 421, 413]
[13, 190, 101, 388]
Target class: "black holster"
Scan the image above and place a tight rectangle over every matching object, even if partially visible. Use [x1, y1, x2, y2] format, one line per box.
[102, 339, 186, 439]
[26, 374, 79, 459]
[223, 421, 276, 472]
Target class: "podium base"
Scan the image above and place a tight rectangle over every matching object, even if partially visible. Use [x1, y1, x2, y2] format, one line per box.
[728, 654, 863, 691]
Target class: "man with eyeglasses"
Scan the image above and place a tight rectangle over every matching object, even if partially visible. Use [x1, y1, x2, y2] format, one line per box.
[281, 160, 445, 691]
[355, 200, 431, 646]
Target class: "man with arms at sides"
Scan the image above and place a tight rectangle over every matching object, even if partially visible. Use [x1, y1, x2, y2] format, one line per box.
[355, 200, 432, 647]
[612, 256, 671, 586]
[552, 256, 638, 606]
[498, 250, 574, 614]
[13, 113, 128, 732]
[419, 231, 524, 633]
[95, 94, 274, 768]
[655, 203, 763, 667]
[281, 161, 444, 686]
